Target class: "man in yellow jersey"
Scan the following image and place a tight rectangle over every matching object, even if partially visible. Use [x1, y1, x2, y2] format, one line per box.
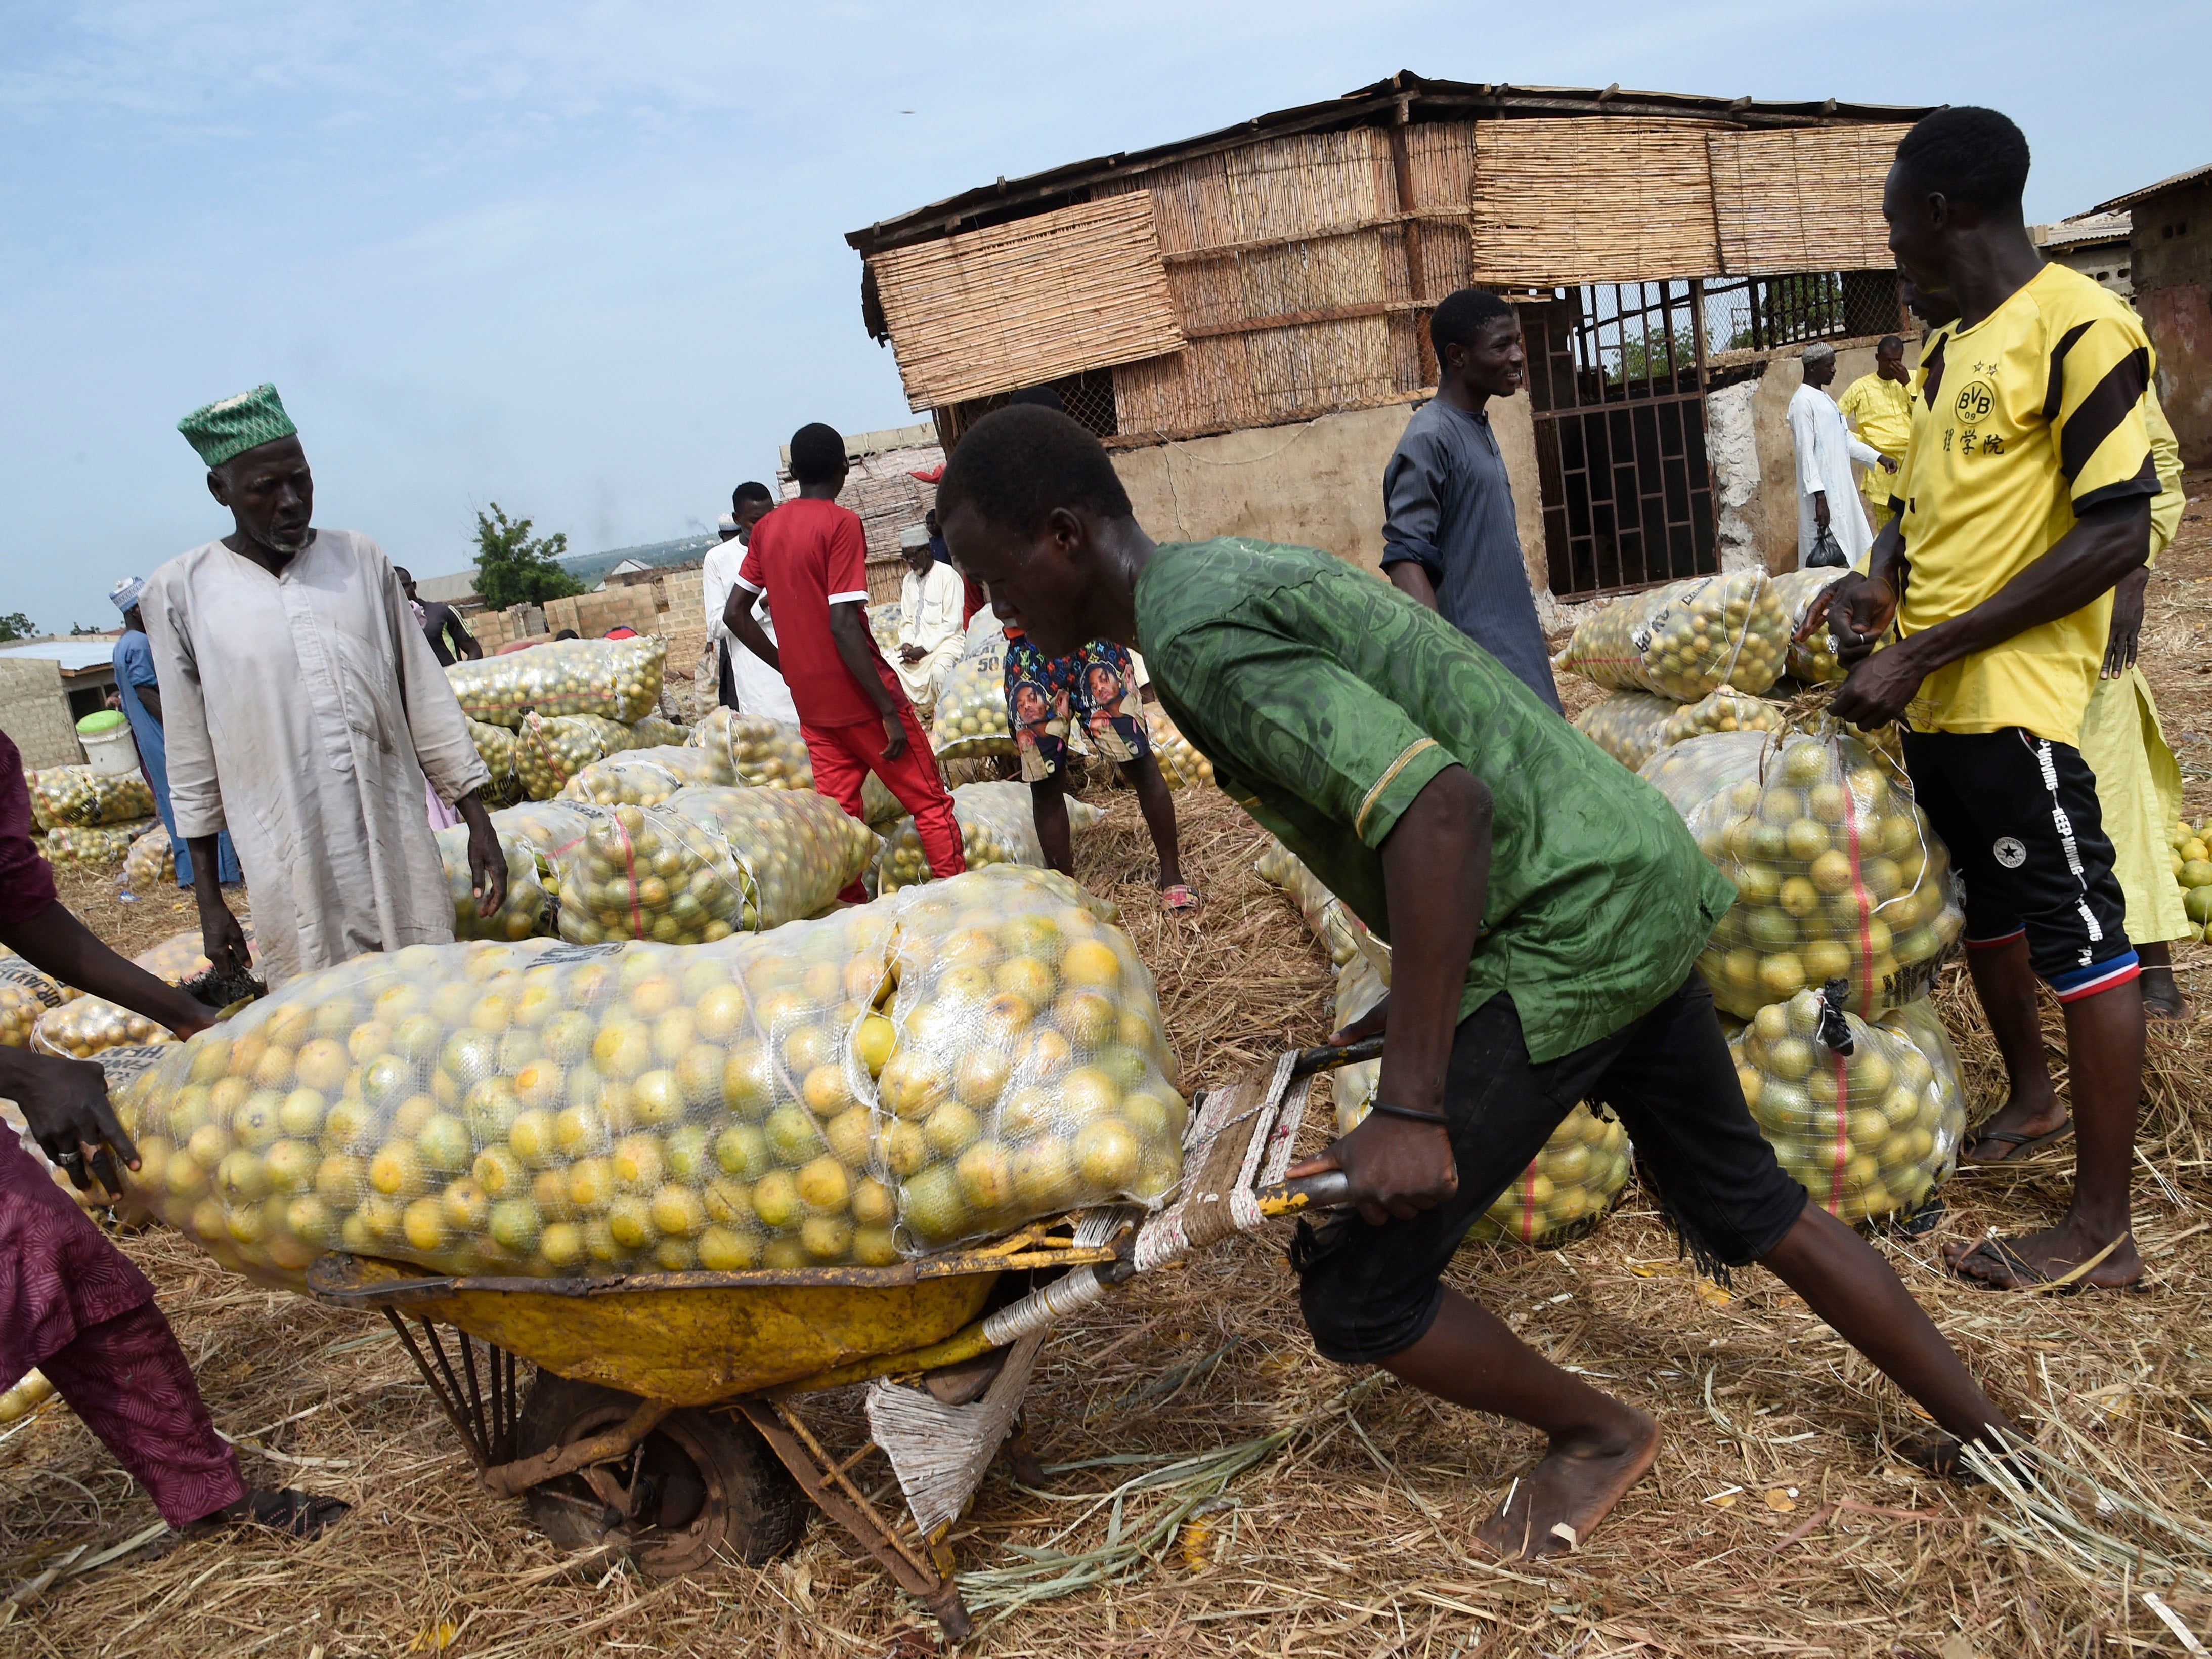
[1817, 106, 2156, 1292]
[1837, 335, 1916, 533]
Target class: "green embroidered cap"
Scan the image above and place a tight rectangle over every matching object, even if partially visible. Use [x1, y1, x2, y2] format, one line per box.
[177, 383, 298, 469]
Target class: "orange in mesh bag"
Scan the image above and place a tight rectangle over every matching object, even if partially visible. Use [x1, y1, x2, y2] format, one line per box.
[1552, 569, 1790, 700]
[1641, 724, 1964, 1019]
[1574, 688, 1788, 772]
[1729, 983, 1965, 1224]
[686, 708, 901, 823]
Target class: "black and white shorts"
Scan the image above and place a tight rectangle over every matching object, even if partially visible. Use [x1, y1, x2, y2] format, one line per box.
[1901, 728, 2139, 1002]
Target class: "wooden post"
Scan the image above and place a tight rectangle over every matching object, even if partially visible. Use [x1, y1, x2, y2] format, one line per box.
[1386, 95, 1435, 387]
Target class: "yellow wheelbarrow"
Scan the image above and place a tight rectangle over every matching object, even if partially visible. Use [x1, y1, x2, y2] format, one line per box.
[304, 1038, 1370, 1643]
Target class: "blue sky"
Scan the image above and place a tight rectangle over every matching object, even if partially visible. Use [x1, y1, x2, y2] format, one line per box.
[1, 1, 2197, 631]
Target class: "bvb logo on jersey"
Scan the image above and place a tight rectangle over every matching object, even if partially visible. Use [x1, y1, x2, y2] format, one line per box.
[1954, 379, 1996, 424]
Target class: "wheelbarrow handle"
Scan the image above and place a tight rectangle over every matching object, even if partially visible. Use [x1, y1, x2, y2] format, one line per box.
[1252, 1168, 1353, 1216]
[1288, 1034, 1384, 1078]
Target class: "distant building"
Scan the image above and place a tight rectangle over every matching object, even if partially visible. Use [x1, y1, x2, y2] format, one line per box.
[2032, 211, 2133, 296]
[0, 637, 123, 770]
[2097, 163, 2211, 467]
[847, 72, 1933, 603]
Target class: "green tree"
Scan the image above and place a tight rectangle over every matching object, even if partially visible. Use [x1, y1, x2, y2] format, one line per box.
[0, 613, 34, 642]
[472, 503, 583, 610]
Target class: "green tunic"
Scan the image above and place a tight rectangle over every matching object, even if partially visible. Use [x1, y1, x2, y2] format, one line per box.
[1135, 538, 1735, 1064]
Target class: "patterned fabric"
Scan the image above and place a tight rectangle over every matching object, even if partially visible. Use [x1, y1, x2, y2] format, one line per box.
[1134, 537, 1736, 1066]
[0, 1122, 155, 1367]
[40, 1301, 246, 1529]
[0, 733, 57, 928]
[176, 382, 298, 470]
[1003, 635, 1148, 785]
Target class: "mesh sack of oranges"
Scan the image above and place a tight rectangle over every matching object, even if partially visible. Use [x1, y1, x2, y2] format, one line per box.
[2172, 816, 2212, 939]
[446, 635, 666, 728]
[550, 788, 878, 946]
[44, 820, 157, 867]
[28, 767, 157, 832]
[0, 1369, 55, 1423]
[1640, 726, 1964, 1020]
[122, 823, 175, 896]
[685, 709, 901, 824]
[866, 602, 902, 654]
[1145, 709, 1215, 789]
[1328, 945, 1631, 1246]
[31, 929, 247, 1059]
[1575, 688, 1788, 773]
[874, 781, 1099, 895]
[1770, 568, 1851, 685]
[433, 826, 551, 944]
[515, 712, 651, 800]
[465, 719, 525, 808]
[559, 746, 732, 808]
[1728, 984, 1964, 1225]
[1552, 569, 1790, 700]
[871, 866, 1183, 1252]
[1254, 837, 1369, 968]
[0, 955, 79, 1049]
[104, 864, 1182, 1288]
[930, 634, 1017, 761]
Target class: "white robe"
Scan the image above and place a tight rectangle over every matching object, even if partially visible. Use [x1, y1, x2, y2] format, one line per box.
[142, 529, 491, 986]
[892, 562, 965, 713]
[1788, 381, 1881, 568]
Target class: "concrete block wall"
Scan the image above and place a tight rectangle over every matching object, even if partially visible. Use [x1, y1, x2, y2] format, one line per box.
[0, 658, 84, 770]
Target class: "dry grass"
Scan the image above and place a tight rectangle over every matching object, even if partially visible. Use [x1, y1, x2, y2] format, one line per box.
[5, 484, 2211, 1656]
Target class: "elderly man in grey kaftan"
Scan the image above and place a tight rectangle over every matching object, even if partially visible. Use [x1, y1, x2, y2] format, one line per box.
[146, 385, 505, 986]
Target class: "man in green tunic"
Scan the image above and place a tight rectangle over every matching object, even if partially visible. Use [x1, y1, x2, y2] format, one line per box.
[936, 404, 2018, 1560]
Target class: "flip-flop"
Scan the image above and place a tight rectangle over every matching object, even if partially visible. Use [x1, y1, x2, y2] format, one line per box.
[1948, 1236, 2061, 1291]
[1960, 1118, 2073, 1164]
[1158, 883, 1201, 913]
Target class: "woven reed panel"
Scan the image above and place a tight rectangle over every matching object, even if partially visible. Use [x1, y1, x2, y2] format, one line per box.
[870, 193, 1184, 407]
[1469, 118, 1726, 285]
[1706, 125, 1914, 275]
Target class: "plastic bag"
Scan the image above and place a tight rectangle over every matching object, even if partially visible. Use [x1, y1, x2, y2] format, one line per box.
[552, 788, 879, 946]
[1146, 708, 1215, 789]
[31, 931, 230, 1058]
[105, 865, 1181, 1286]
[874, 781, 1100, 895]
[1771, 569, 1848, 685]
[0, 956, 81, 1049]
[867, 602, 902, 655]
[1641, 726, 1964, 1019]
[686, 709, 900, 824]
[1552, 570, 1790, 700]
[44, 819, 159, 867]
[515, 712, 648, 800]
[0, 1370, 54, 1423]
[468, 719, 525, 807]
[28, 768, 155, 831]
[1729, 985, 1964, 1223]
[1254, 837, 1369, 967]
[122, 824, 175, 895]
[931, 635, 1016, 760]
[1575, 688, 1791, 774]
[874, 866, 1182, 1251]
[1330, 949, 1631, 1246]
[1873, 997, 1969, 1138]
[446, 636, 666, 728]
[630, 714, 689, 748]
[434, 826, 551, 943]
[559, 747, 732, 807]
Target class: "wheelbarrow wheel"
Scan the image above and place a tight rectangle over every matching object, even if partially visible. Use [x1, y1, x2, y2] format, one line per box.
[514, 1375, 804, 1576]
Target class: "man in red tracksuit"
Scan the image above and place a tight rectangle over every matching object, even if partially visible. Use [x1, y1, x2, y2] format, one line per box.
[725, 422, 966, 898]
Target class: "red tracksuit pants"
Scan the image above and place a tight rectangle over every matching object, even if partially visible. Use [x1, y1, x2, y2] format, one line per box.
[802, 705, 967, 901]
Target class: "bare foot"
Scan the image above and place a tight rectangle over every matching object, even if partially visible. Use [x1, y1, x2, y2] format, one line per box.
[1943, 1224, 2143, 1291]
[1476, 1410, 1659, 1560]
[2142, 968, 2188, 1023]
[1961, 1086, 2070, 1165]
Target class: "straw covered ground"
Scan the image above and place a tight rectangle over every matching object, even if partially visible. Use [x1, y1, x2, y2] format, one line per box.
[5, 483, 2211, 1656]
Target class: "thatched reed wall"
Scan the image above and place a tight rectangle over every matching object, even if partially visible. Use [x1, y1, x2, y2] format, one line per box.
[1707, 125, 1914, 275]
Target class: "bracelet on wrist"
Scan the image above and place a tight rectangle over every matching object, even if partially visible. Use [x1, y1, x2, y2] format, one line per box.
[1369, 1101, 1450, 1126]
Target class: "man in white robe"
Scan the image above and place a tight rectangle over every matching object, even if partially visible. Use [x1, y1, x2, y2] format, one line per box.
[891, 525, 966, 717]
[1787, 342, 1894, 568]
[146, 384, 505, 987]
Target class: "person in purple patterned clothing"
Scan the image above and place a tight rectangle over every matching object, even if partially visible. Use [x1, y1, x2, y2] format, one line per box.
[0, 730, 346, 1547]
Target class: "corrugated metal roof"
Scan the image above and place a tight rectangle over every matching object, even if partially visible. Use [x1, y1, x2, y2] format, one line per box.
[2094, 161, 2212, 215]
[0, 639, 121, 673]
[2034, 211, 2131, 251]
[846, 70, 1937, 258]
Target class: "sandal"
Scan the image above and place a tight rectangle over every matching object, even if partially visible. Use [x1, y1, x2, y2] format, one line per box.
[1960, 1118, 2073, 1164]
[142, 1488, 351, 1559]
[1158, 883, 1201, 913]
